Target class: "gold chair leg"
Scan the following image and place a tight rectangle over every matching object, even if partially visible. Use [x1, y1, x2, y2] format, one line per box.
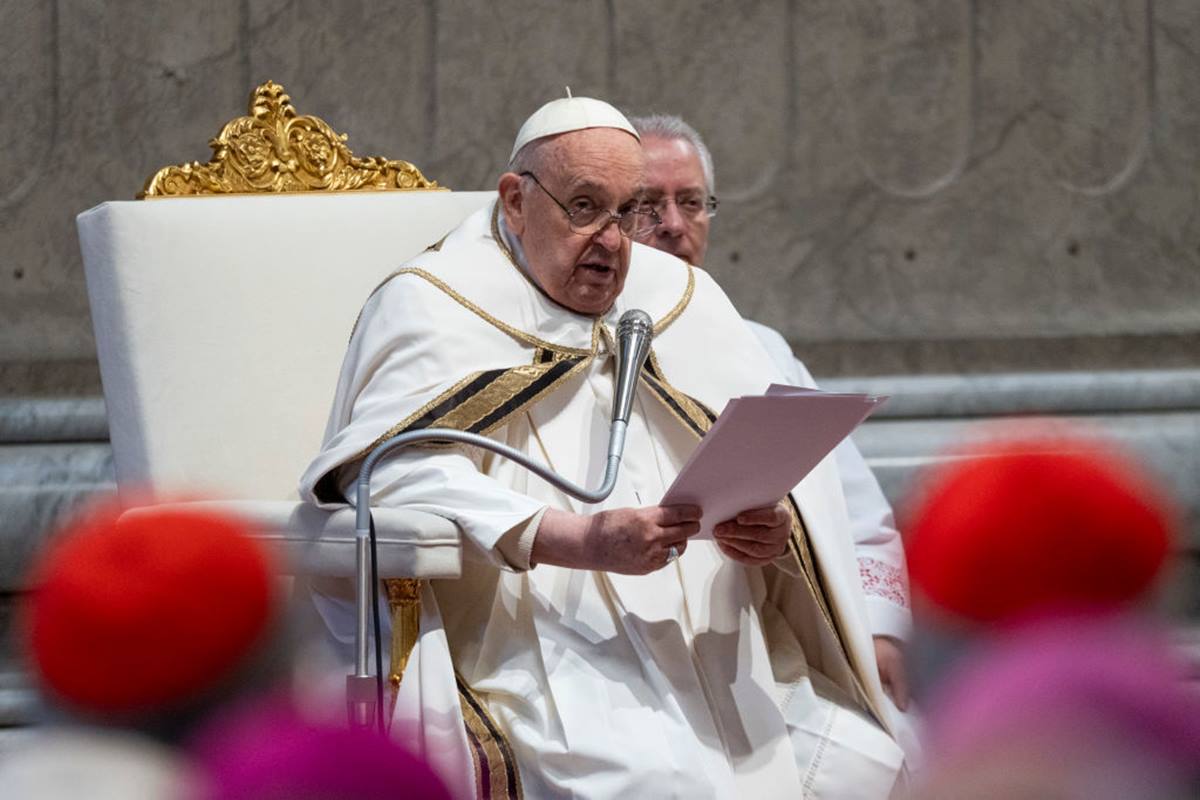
[384, 577, 423, 725]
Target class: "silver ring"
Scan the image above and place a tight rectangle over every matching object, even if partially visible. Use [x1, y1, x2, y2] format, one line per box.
[667, 545, 680, 563]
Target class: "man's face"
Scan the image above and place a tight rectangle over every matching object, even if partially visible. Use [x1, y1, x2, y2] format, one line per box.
[500, 128, 644, 316]
[635, 135, 710, 266]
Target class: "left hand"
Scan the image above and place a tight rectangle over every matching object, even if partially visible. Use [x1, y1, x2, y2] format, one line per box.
[873, 635, 910, 711]
[712, 501, 791, 566]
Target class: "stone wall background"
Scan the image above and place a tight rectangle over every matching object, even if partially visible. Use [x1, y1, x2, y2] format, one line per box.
[2, 0, 1198, 385]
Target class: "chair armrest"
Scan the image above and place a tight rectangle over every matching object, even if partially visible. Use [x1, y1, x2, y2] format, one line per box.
[119, 500, 461, 579]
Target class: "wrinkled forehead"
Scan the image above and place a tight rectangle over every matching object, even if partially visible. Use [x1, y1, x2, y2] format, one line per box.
[640, 135, 706, 195]
[541, 128, 645, 195]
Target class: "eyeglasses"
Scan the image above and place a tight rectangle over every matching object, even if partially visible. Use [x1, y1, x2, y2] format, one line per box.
[520, 171, 661, 238]
[643, 194, 719, 221]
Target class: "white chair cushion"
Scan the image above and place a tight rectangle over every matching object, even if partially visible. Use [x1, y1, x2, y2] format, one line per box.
[119, 500, 461, 578]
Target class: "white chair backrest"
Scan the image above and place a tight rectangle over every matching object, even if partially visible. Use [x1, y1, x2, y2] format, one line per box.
[78, 191, 496, 500]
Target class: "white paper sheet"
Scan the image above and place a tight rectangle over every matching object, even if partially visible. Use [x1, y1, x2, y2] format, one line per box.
[660, 384, 887, 538]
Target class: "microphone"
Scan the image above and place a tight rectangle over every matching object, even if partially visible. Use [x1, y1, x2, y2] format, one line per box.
[612, 309, 654, 424]
[607, 309, 653, 463]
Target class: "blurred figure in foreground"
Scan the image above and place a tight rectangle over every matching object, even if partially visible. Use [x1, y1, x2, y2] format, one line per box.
[24, 502, 288, 739]
[1, 502, 289, 798]
[7, 502, 451, 799]
[908, 619, 1200, 799]
[902, 427, 1176, 691]
[899, 426, 1196, 797]
[0, 727, 186, 800]
[188, 700, 451, 800]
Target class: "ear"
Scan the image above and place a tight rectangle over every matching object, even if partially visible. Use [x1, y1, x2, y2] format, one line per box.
[497, 172, 526, 236]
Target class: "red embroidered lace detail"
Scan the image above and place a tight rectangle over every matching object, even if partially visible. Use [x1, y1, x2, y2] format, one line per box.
[858, 557, 909, 607]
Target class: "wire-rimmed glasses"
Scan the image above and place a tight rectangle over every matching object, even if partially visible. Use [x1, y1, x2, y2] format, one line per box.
[643, 193, 719, 222]
[520, 171, 661, 238]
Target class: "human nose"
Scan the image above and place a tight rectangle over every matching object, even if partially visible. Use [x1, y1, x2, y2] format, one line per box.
[657, 200, 687, 236]
[593, 215, 624, 251]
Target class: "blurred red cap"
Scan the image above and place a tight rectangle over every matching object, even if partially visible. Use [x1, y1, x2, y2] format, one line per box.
[25, 504, 278, 715]
[904, 430, 1175, 625]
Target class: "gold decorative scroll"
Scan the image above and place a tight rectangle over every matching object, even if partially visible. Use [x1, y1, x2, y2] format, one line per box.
[139, 80, 440, 197]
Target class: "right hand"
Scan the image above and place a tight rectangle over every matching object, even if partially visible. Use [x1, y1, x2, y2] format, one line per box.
[534, 505, 702, 574]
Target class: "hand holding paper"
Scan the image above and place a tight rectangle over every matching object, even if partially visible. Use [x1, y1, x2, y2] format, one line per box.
[711, 501, 794, 566]
[661, 384, 887, 539]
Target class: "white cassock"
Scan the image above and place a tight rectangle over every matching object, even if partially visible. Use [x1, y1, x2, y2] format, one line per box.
[746, 320, 922, 769]
[300, 202, 907, 799]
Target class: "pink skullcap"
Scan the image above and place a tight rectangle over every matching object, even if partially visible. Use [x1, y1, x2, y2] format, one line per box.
[191, 700, 452, 800]
[923, 619, 1200, 778]
[904, 429, 1174, 625]
[25, 503, 278, 715]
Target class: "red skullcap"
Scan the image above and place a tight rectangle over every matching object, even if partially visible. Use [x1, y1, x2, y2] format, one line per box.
[26, 504, 278, 715]
[904, 431, 1174, 625]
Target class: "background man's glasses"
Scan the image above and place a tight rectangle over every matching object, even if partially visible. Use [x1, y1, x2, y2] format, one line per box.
[643, 195, 720, 222]
[520, 171, 660, 238]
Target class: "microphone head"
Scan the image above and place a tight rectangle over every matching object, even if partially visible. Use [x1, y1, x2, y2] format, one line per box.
[617, 308, 653, 339]
[612, 309, 654, 424]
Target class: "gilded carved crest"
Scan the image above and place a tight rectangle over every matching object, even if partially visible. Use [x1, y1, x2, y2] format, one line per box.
[139, 80, 440, 197]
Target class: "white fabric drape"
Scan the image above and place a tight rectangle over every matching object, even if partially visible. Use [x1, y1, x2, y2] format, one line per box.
[301, 203, 907, 798]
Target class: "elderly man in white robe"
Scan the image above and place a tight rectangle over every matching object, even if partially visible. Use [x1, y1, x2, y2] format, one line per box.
[628, 113, 916, 718]
[302, 96, 907, 799]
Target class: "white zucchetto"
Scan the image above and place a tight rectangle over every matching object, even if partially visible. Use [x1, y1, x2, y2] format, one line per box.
[509, 93, 639, 163]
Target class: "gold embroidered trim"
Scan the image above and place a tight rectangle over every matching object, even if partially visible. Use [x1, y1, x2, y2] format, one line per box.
[648, 350, 665, 379]
[398, 268, 594, 356]
[783, 498, 889, 731]
[653, 264, 694, 336]
[349, 357, 592, 468]
[436, 365, 568, 432]
[458, 676, 524, 799]
[781, 499, 837, 637]
[642, 371, 714, 439]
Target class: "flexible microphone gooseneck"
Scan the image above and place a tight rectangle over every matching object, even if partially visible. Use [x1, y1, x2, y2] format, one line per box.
[347, 308, 654, 731]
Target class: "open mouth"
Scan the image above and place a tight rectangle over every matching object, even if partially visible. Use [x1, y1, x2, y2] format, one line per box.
[580, 263, 613, 274]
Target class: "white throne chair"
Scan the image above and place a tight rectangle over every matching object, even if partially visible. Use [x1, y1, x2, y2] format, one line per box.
[76, 80, 494, 687]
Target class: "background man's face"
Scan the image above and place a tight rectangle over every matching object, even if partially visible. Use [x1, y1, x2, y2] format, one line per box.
[505, 129, 644, 316]
[636, 135, 710, 266]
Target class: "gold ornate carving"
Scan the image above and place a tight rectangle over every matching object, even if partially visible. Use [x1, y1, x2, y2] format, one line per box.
[385, 578, 423, 690]
[139, 80, 440, 198]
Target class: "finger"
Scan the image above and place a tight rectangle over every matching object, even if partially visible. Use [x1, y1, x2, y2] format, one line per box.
[661, 520, 701, 540]
[716, 537, 786, 561]
[734, 503, 789, 527]
[658, 504, 703, 525]
[716, 540, 779, 566]
[713, 522, 789, 546]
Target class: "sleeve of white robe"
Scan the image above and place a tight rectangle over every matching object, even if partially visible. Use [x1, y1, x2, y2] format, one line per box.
[338, 444, 546, 572]
[317, 273, 550, 572]
[743, 319, 912, 642]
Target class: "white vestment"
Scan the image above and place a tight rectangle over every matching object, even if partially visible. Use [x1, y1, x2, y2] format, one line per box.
[744, 321, 911, 641]
[746, 320, 921, 771]
[301, 203, 906, 799]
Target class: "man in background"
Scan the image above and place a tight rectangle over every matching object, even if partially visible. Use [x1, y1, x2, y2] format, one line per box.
[630, 113, 914, 714]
